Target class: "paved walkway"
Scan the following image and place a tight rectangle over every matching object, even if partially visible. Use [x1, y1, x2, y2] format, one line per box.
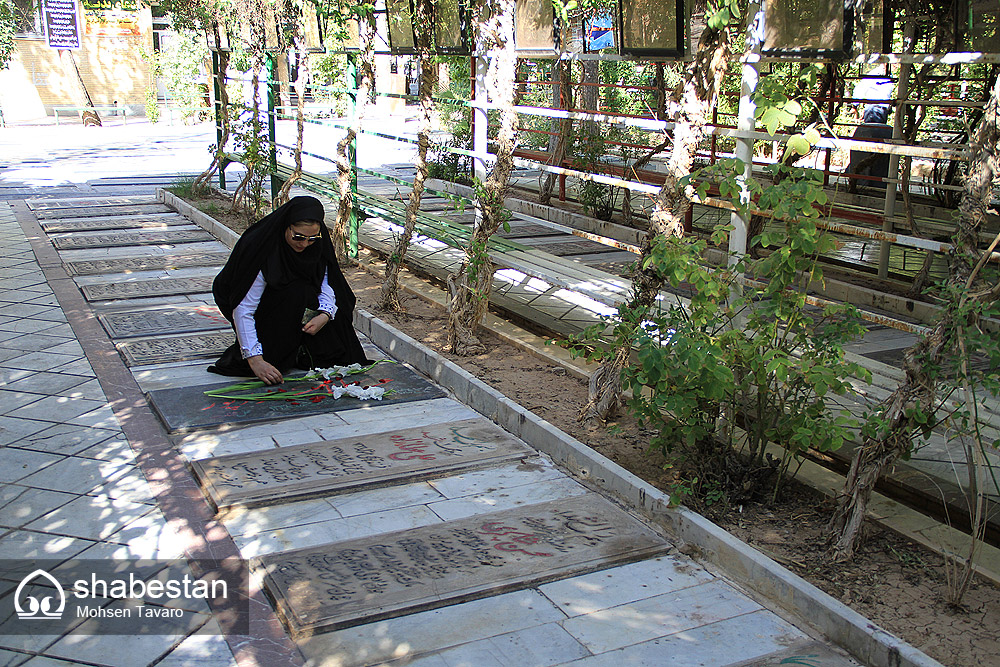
[0, 120, 941, 667]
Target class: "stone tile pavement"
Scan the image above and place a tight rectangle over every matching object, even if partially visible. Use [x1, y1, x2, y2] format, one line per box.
[0, 204, 240, 666]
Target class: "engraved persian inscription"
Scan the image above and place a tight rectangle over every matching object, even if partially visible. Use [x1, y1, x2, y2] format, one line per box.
[65, 253, 229, 276]
[98, 304, 229, 338]
[51, 230, 215, 249]
[41, 214, 190, 233]
[34, 203, 172, 219]
[117, 331, 233, 366]
[193, 419, 533, 509]
[147, 363, 447, 433]
[81, 276, 215, 301]
[254, 494, 668, 636]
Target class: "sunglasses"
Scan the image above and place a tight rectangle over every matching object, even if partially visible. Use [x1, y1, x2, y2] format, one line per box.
[290, 232, 323, 243]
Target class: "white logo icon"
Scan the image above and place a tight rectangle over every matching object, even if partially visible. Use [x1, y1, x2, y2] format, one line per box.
[14, 569, 65, 620]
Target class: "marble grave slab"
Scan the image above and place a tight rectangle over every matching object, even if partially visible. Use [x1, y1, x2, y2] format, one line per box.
[41, 214, 190, 233]
[65, 252, 230, 276]
[98, 304, 229, 338]
[51, 229, 215, 249]
[193, 418, 534, 509]
[254, 494, 669, 636]
[28, 196, 155, 210]
[496, 222, 566, 239]
[81, 275, 216, 301]
[436, 212, 478, 225]
[148, 362, 446, 432]
[521, 237, 616, 256]
[117, 330, 233, 367]
[34, 203, 173, 219]
[418, 200, 465, 213]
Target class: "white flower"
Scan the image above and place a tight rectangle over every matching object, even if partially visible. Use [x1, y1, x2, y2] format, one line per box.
[316, 363, 366, 380]
[344, 384, 385, 400]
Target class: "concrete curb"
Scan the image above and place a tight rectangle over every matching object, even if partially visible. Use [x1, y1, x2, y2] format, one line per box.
[353, 309, 942, 667]
[159, 188, 240, 249]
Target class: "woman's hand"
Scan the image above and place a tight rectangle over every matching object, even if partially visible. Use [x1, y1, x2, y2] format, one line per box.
[247, 355, 283, 385]
[302, 311, 331, 335]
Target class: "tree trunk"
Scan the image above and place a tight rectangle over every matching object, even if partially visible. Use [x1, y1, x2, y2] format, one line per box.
[331, 5, 376, 264]
[581, 22, 736, 423]
[379, 0, 437, 311]
[274, 31, 309, 206]
[231, 58, 265, 216]
[60, 50, 102, 126]
[446, 0, 518, 356]
[830, 72, 1000, 560]
[194, 25, 231, 193]
[539, 60, 572, 205]
[623, 64, 668, 226]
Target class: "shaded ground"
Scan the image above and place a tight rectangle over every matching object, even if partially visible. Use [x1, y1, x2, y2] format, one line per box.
[190, 191, 998, 667]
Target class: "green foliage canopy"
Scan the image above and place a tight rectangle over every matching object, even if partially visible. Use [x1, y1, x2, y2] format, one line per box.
[0, 0, 18, 70]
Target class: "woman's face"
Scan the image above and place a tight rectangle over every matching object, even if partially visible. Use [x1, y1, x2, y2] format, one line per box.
[284, 221, 322, 253]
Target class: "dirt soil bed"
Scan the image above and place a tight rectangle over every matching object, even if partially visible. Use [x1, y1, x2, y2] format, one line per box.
[187, 191, 998, 666]
[345, 257, 998, 667]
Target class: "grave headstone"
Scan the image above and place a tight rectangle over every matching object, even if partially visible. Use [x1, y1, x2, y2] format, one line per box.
[435, 212, 477, 225]
[81, 276, 215, 301]
[52, 230, 215, 249]
[41, 214, 190, 233]
[34, 203, 172, 219]
[117, 330, 233, 367]
[98, 304, 229, 339]
[147, 362, 446, 432]
[193, 418, 535, 509]
[65, 253, 230, 276]
[254, 494, 668, 636]
[418, 200, 464, 212]
[28, 196, 154, 210]
[522, 238, 615, 256]
[496, 222, 565, 239]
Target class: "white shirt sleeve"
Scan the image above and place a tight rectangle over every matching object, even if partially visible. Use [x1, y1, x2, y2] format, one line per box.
[233, 271, 266, 358]
[317, 269, 338, 317]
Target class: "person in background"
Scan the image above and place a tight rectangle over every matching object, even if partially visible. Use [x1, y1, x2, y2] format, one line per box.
[847, 104, 893, 193]
[208, 196, 369, 385]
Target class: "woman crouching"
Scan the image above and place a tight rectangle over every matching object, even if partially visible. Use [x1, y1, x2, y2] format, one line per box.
[208, 195, 369, 385]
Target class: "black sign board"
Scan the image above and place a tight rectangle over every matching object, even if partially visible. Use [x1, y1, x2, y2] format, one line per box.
[44, 0, 81, 49]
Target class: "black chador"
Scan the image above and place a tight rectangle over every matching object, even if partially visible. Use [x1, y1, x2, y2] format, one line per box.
[208, 196, 369, 379]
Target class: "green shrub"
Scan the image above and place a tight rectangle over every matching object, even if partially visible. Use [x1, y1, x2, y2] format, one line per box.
[566, 163, 871, 509]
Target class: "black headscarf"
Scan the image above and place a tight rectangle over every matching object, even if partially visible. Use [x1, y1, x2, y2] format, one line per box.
[862, 104, 891, 125]
[213, 196, 357, 323]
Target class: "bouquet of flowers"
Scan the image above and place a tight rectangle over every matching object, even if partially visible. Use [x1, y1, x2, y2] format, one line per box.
[203, 360, 396, 403]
